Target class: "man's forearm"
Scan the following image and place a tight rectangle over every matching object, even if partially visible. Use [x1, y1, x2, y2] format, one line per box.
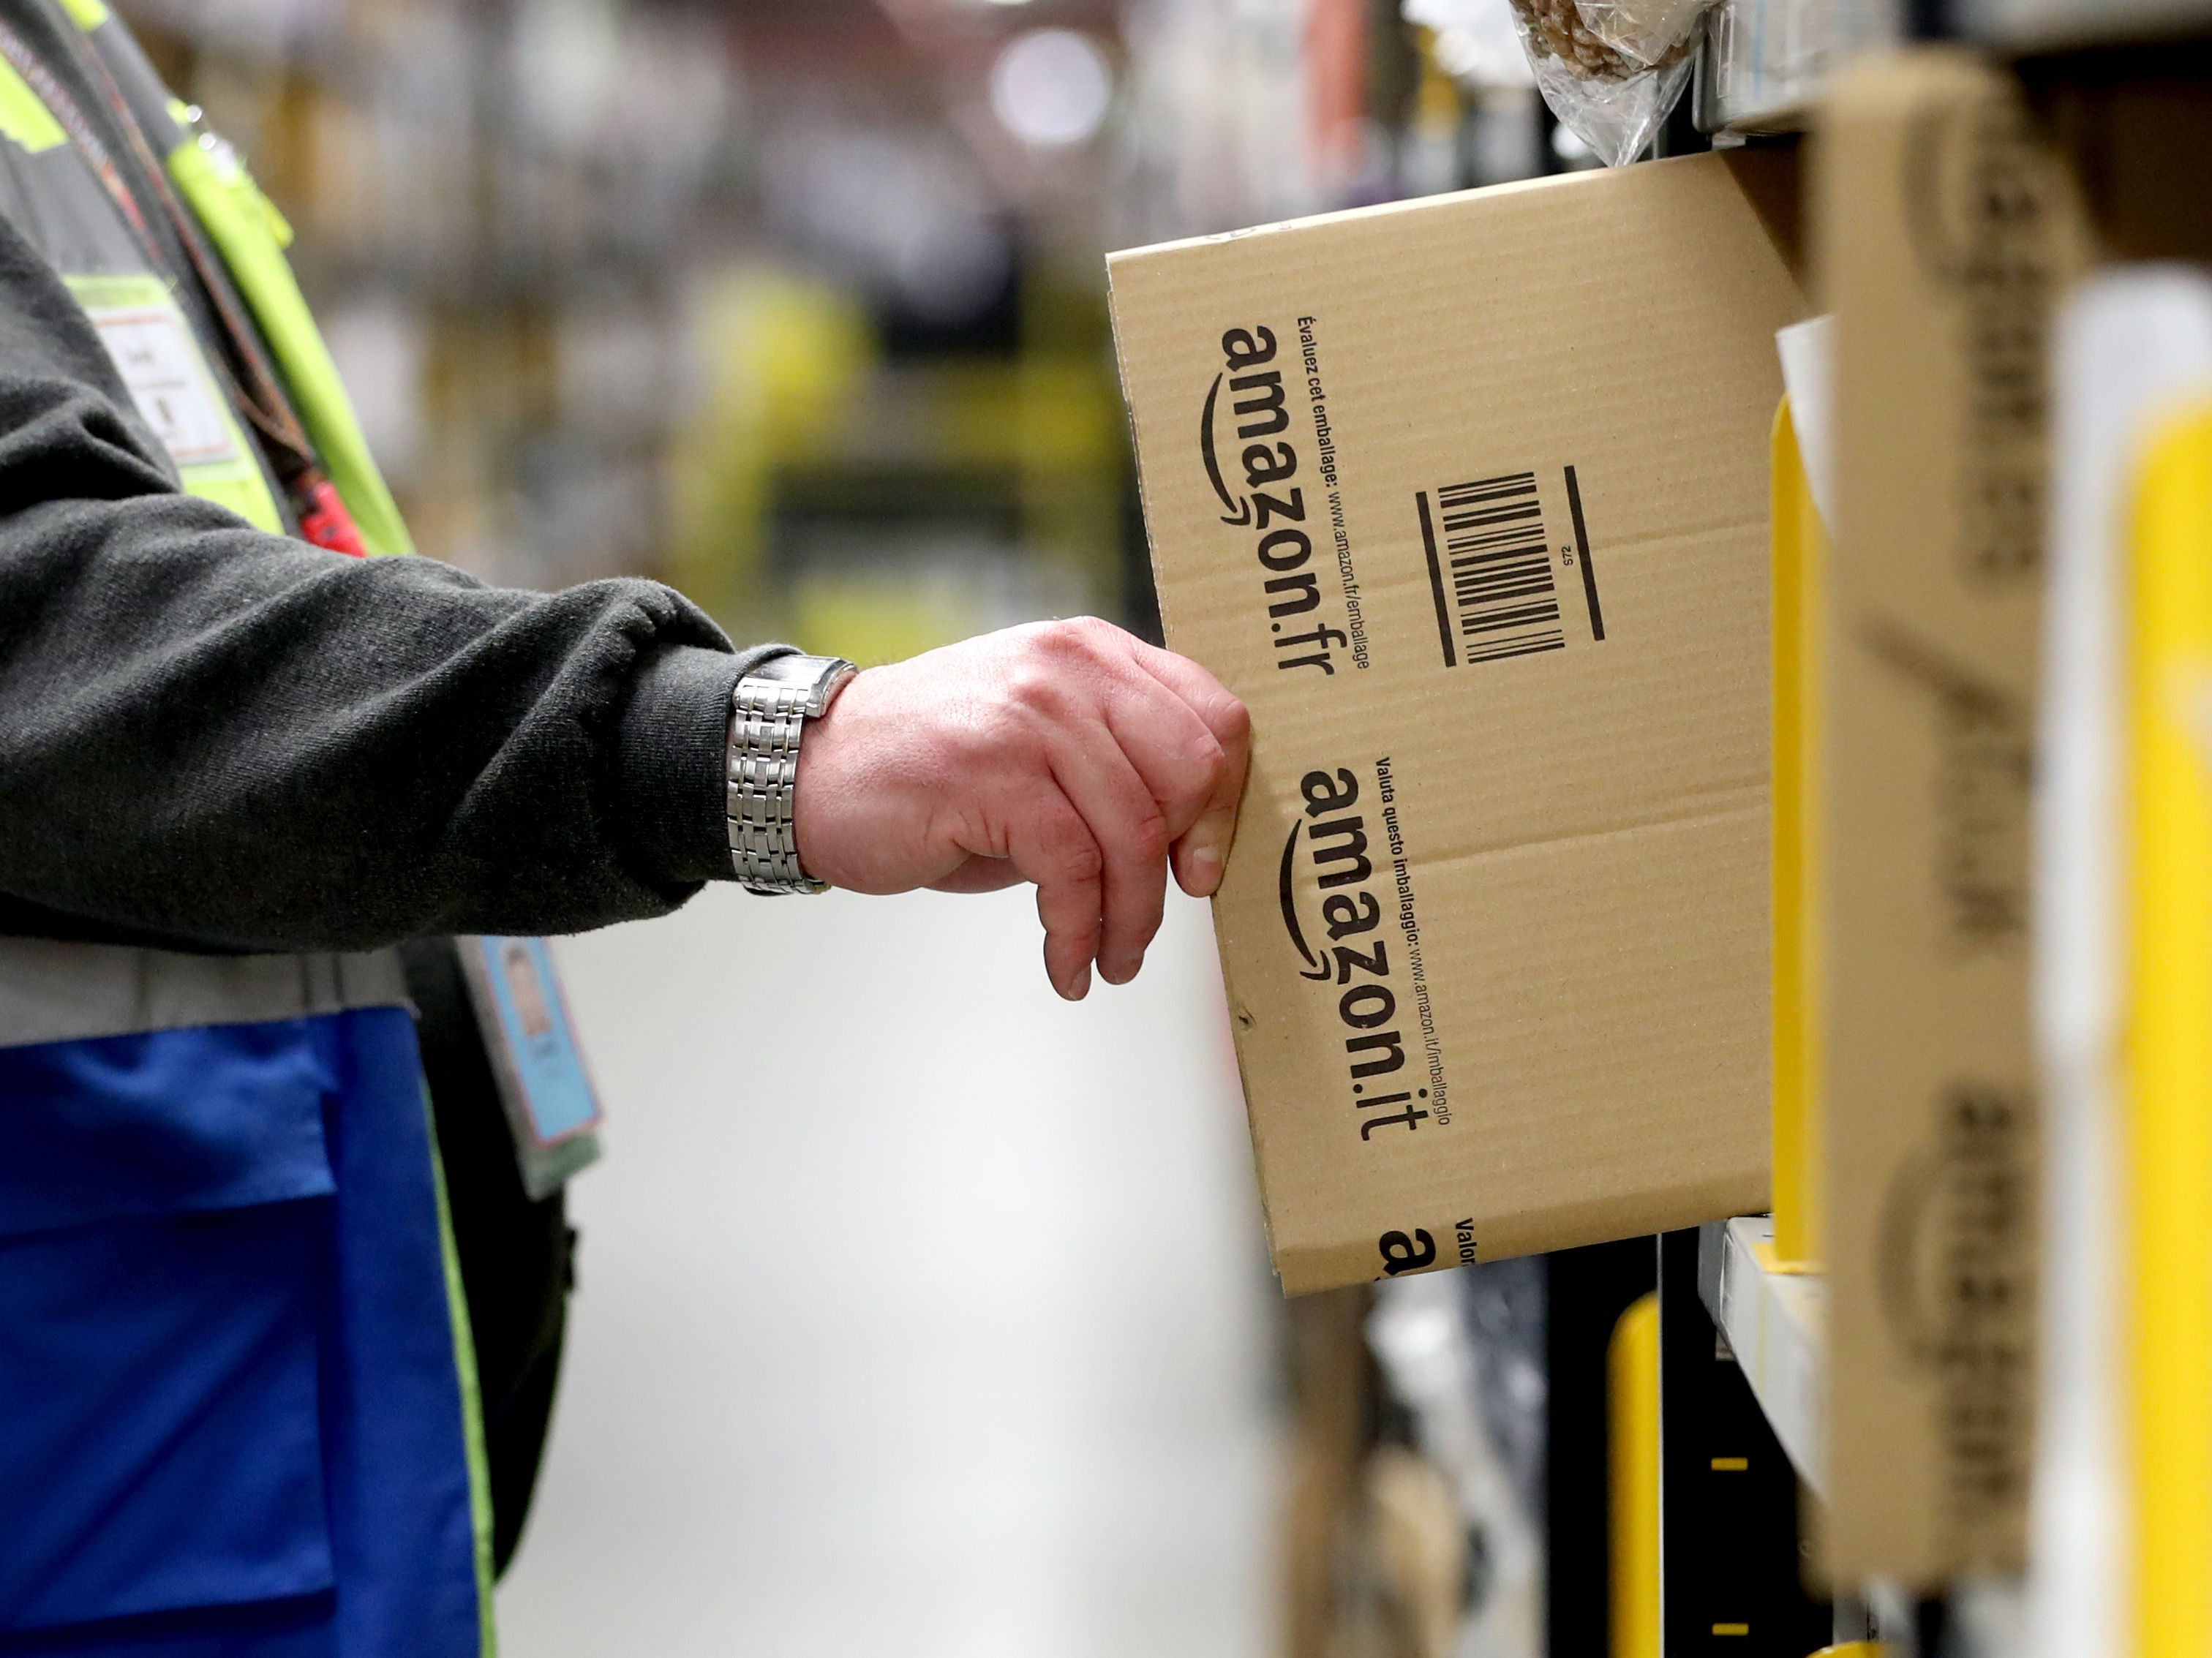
[0, 479, 772, 952]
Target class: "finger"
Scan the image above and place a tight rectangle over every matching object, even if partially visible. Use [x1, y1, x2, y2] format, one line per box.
[1003, 788, 1106, 1000]
[1123, 643, 1252, 897]
[1094, 666, 1229, 845]
[1043, 726, 1172, 987]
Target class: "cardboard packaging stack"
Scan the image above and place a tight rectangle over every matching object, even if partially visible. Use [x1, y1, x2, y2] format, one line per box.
[1109, 151, 1807, 1296]
[1817, 52, 2087, 1583]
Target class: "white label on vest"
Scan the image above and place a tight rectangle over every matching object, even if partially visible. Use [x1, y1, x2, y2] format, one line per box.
[83, 301, 238, 466]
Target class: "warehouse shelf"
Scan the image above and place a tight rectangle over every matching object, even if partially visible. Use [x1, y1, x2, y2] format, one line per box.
[1693, 0, 2212, 111]
[1962, 0, 2212, 50]
[1696, 1214, 1825, 1496]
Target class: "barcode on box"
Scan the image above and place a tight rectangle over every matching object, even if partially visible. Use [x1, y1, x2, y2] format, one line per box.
[1416, 472, 1562, 666]
[1416, 467, 1605, 668]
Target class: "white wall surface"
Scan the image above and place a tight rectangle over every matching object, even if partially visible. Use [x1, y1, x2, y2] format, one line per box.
[495, 883, 1280, 1657]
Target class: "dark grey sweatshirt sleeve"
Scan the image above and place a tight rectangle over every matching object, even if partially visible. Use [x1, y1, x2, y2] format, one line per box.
[0, 220, 778, 952]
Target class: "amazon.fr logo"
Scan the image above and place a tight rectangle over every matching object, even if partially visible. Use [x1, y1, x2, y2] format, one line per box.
[1201, 332, 1292, 526]
[1203, 324, 1340, 677]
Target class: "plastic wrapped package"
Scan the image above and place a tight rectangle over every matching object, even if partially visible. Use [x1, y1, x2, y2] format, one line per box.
[1573, 0, 1713, 67]
[1502, 0, 1707, 164]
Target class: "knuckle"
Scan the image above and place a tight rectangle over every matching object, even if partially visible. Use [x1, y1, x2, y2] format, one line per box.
[1001, 664, 1066, 722]
[1186, 730, 1230, 783]
[1034, 618, 1091, 659]
[1039, 615, 1121, 668]
[1121, 811, 1170, 865]
[1053, 832, 1104, 884]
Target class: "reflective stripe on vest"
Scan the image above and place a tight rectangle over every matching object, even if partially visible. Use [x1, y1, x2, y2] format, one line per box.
[0, 935, 408, 1050]
[165, 124, 414, 559]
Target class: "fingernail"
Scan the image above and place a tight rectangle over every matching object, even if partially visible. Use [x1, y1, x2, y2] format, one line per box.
[1188, 844, 1224, 896]
[1073, 963, 1092, 1000]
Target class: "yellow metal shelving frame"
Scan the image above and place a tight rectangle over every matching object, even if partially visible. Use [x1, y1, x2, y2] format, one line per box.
[2122, 405, 2212, 1658]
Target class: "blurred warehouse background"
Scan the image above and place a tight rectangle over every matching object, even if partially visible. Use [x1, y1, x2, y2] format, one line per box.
[106, 2, 1588, 1652]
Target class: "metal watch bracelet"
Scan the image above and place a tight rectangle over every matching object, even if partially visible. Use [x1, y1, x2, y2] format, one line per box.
[724, 654, 856, 895]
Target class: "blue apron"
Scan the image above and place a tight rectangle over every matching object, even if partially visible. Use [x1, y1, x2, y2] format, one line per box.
[0, 1003, 490, 1657]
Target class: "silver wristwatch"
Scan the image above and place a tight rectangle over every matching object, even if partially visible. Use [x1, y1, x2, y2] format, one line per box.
[725, 652, 858, 895]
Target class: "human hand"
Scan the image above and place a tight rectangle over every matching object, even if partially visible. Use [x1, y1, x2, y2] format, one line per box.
[791, 618, 1250, 1001]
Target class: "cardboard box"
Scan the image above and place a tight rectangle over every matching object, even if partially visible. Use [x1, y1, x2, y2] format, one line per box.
[1818, 51, 2086, 1581]
[1109, 151, 1807, 1295]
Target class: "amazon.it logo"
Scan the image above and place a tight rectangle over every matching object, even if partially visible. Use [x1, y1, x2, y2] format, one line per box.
[1282, 764, 1424, 1142]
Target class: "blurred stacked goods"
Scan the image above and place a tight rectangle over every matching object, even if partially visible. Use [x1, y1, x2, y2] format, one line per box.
[1278, 1261, 1554, 1658]
[121, 0, 738, 592]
